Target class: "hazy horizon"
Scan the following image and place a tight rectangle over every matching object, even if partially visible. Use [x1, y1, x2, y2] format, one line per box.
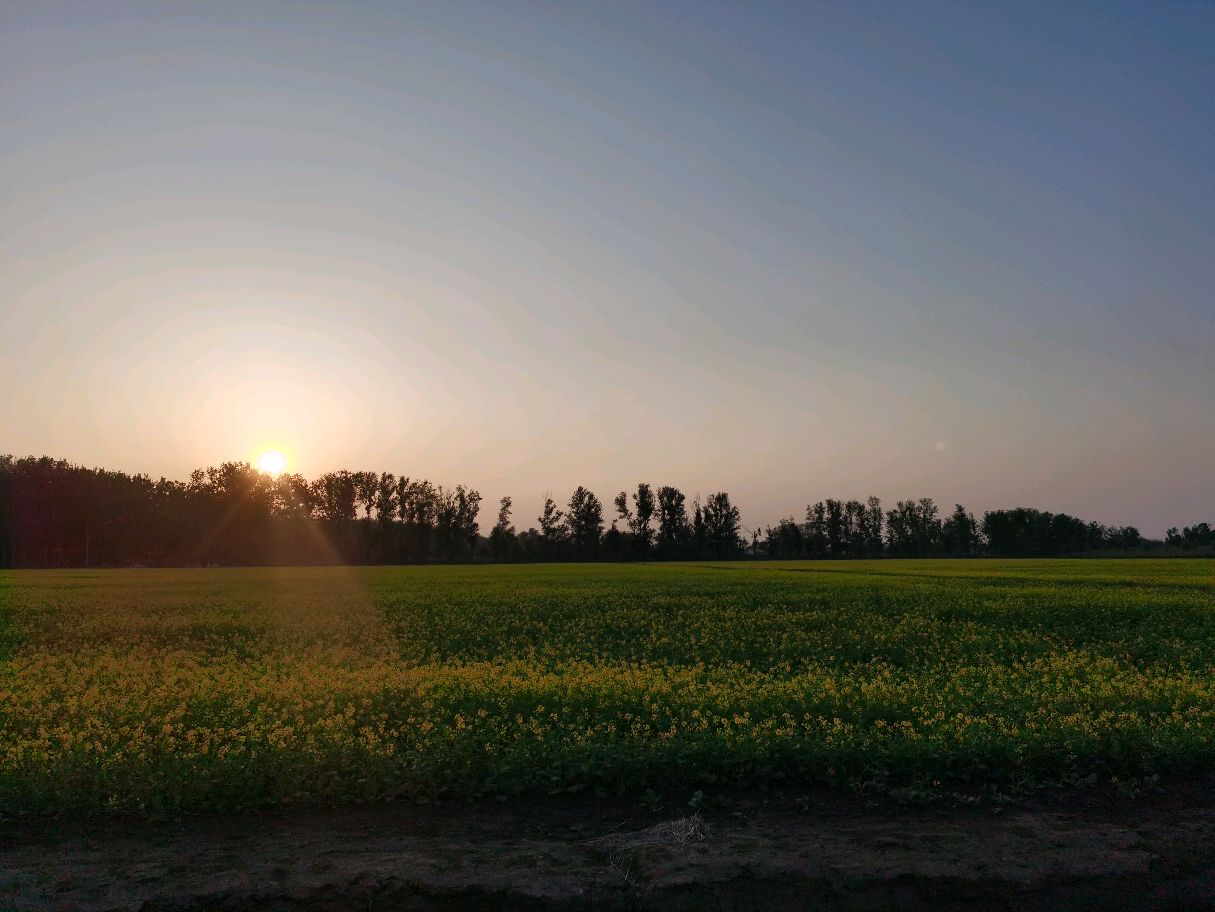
[4, 1, 1213, 537]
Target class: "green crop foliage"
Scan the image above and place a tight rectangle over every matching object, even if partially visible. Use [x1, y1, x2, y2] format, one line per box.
[1, 560, 1213, 818]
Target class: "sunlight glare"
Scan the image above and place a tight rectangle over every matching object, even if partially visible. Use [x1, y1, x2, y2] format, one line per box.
[257, 450, 288, 476]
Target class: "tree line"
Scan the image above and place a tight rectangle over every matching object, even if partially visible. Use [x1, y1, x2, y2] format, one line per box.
[0, 454, 1203, 568]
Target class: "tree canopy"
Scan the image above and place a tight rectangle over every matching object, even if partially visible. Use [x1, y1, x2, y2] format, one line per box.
[0, 454, 1185, 568]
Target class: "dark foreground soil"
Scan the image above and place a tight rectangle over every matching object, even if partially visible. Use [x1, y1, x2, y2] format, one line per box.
[4, 781, 1215, 911]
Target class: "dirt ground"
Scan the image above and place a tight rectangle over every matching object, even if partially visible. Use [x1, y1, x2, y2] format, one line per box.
[4, 781, 1215, 911]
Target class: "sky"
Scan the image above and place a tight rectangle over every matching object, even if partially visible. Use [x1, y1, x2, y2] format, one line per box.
[2, 1, 1213, 537]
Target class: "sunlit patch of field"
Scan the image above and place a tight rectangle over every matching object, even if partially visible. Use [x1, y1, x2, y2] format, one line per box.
[1, 560, 1214, 818]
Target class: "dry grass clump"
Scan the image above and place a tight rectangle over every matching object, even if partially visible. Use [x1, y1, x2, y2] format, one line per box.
[589, 813, 708, 852]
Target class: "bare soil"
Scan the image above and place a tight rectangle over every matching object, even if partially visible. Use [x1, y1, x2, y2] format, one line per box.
[4, 781, 1215, 911]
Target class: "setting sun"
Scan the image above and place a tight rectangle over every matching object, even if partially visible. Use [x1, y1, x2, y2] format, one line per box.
[256, 450, 287, 476]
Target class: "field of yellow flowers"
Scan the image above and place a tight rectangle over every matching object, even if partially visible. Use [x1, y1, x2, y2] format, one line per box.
[2, 560, 1214, 818]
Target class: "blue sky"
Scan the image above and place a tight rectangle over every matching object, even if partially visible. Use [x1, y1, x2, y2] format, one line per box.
[3, 1, 1213, 534]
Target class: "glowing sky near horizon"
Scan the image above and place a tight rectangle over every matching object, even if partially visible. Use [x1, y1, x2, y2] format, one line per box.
[2, 1, 1213, 536]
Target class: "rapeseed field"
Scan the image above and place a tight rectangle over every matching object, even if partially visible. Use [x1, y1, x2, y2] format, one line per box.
[1, 560, 1213, 817]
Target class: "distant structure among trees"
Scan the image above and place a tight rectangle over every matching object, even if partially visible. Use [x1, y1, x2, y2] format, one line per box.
[0, 454, 1199, 569]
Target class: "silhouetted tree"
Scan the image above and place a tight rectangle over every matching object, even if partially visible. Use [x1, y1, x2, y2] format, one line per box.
[764, 517, 803, 558]
[0, 452, 1174, 568]
[490, 496, 515, 560]
[538, 495, 568, 559]
[372, 473, 397, 521]
[886, 498, 941, 557]
[602, 522, 626, 560]
[184, 461, 274, 564]
[861, 496, 884, 557]
[842, 500, 865, 557]
[981, 507, 1108, 556]
[701, 491, 742, 558]
[613, 491, 633, 554]
[824, 498, 845, 556]
[655, 485, 690, 556]
[614, 483, 656, 558]
[1106, 525, 1143, 549]
[630, 483, 656, 556]
[1167, 523, 1213, 549]
[692, 496, 708, 557]
[941, 503, 980, 556]
[274, 473, 314, 519]
[367, 472, 398, 561]
[566, 486, 604, 558]
[313, 470, 357, 522]
[515, 526, 543, 561]
[353, 471, 379, 521]
[435, 485, 481, 561]
[0, 456, 12, 567]
[398, 478, 439, 561]
[804, 501, 827, 557]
